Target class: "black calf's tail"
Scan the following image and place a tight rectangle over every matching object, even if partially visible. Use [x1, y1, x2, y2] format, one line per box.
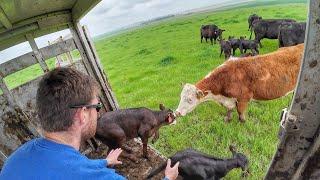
[147, 161, 167, 179]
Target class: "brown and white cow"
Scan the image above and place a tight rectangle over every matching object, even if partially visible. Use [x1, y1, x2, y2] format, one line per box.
[176, 44, 304, 122]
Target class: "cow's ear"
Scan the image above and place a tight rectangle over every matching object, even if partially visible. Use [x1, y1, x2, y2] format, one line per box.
[229, 145, 237, 156]
[159, 103, 165, 111]
[196, 90, 205, 99]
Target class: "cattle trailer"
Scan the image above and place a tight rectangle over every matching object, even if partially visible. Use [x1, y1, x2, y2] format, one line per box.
[0, 0, 319, 179]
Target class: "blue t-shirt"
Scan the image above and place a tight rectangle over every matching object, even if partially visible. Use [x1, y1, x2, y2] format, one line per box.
[0, 138, 125, 180]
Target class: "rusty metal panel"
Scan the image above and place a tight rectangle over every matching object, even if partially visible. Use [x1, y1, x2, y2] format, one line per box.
[72, 23, 118, 112]
[0, 94, 36, 159]
[0, 52, 37, 77]
[265, 0, 320, 179]
[0, 38, 77, 77]
[10, 76, 43, 131]
[82, 26, 119, 110]
[40, 38, 76, 59]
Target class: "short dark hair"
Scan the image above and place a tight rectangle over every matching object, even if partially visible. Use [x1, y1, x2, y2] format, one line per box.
[36, 67, 99, 132]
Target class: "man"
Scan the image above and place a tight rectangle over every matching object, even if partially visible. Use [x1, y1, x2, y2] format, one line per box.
[0, 68, 179, 180]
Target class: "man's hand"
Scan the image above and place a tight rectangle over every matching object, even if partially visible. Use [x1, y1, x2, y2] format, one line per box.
[164, 159, 179, 180]
[106, 148, 123, 166]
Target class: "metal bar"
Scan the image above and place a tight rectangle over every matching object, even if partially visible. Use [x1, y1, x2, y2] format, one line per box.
[0, 10, 70, 34]
[82, 26, 119, 110]
[69, 23, 115, 112]
[0, 6, 12, 29]
[0, 38, 76, 77]
[0, 150, 7, 162]
[0, 24, 69, 52]
[40, 38, 76, 61]
[76, 23, 117, 111]
[0, 74, 14, 106]
[0, 23, 38, 42]
[25, 34, 49, 73]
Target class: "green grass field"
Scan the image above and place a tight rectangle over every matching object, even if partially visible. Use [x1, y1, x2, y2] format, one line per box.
[93, 2, 307, 179]
[3, 1, 307, 179]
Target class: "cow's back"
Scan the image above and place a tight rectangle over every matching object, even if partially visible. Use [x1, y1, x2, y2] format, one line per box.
[97, 108, 155, 138]
[198, 44, 303, 101]
[231, 44, 303, 100]
[254, 19, 296, 39]
[279, 22, 306, 47]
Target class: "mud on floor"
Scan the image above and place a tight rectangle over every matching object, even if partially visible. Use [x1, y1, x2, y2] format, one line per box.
[88, 139, 167, 180]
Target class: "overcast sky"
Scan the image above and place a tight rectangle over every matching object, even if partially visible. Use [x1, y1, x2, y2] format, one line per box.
[0, 0, 243, 63]
[80, 0, 236, 36]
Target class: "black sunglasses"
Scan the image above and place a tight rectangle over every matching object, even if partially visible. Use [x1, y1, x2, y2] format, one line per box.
[69, 102, 103, 112]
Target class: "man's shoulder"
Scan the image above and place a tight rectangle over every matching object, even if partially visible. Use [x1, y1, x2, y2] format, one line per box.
[6, 138, 38, 159]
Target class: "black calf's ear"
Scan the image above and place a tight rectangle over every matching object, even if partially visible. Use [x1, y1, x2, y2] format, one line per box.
[229, 145, 237, 155]
[159, 103, 165, 111]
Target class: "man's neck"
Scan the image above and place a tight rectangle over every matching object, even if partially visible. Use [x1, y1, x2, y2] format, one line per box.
[43, 131, 81, 151]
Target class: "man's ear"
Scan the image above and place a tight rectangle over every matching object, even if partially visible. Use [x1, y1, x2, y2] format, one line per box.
[74, 107, 86, 127]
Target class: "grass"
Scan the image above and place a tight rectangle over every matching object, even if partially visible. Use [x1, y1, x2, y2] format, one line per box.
[3, 1, 307, 179]
[93, 3, 307, 179]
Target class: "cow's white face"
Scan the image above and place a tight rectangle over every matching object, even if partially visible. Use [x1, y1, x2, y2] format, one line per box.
[176, 83, 205, 116]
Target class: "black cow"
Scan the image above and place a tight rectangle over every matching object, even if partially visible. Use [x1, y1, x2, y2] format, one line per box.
[219, 39, 232, 60]
[228, 36, 241, 55]
[239, 36, 259, 55]
[278, 22, 306, 47]
[200, 24, 224, 45]
[247, 14, 262, 31]
[250, 19, 296, 48]
[147, 145, 249, 180]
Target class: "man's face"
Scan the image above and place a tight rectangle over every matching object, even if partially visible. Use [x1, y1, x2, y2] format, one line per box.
[82, 96, 99, 141]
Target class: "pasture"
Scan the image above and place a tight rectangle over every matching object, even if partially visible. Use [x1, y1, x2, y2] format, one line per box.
[2, 1, 307, 179]
[94, 3, 307, 179]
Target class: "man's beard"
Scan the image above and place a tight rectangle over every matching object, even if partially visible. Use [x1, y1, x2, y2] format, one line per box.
[81, 119, 97, 142]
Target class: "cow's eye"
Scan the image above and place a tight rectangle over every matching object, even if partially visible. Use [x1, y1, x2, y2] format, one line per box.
[187, 98, 193, 103]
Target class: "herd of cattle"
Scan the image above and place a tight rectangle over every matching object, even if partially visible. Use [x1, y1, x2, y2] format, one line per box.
[95, 14, 307, 180]
[200, 14, 306, 59]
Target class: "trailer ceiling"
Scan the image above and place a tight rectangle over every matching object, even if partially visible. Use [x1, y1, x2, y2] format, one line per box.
[0, 0, 101, 50]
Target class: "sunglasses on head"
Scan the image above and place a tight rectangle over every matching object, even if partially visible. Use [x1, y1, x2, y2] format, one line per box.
[69, 102, 103, 112]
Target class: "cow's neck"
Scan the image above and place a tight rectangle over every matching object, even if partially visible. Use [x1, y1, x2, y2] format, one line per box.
[153, 111, 167, 125]
[195, 74, 221, 95]
[195, 73, 237, 110]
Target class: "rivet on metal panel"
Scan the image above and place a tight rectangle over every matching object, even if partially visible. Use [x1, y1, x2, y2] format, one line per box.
[309, 60, 318, 68]
[280, 111, 300, 133]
